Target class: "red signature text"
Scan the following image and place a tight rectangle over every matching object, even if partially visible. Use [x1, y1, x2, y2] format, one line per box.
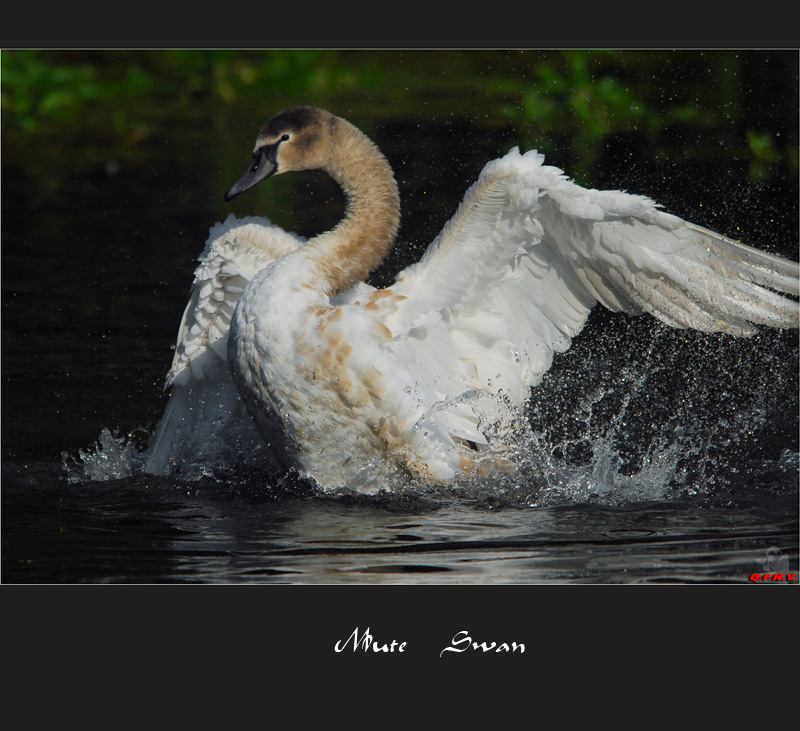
[749, 573, 796, 582]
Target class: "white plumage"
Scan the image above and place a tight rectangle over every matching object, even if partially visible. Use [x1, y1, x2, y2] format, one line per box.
[144, 214, 303, 475]
[145, 107, 798, 492]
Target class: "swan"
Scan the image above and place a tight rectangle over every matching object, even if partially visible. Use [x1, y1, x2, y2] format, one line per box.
[145, 105, 799, 491]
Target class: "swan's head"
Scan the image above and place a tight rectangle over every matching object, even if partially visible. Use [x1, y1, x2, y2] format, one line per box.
[225, 106, 334, 202]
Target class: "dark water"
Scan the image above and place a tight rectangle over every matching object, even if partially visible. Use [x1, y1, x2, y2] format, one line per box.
[3, 92, 798, 584]
[3, 458, 799, 583]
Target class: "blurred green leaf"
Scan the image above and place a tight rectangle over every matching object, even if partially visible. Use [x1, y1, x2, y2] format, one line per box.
[2, 49, 796, 183]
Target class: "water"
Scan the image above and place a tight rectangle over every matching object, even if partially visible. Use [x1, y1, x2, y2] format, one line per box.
[4, 449, 798, 583]
[3, 98, 798, 584]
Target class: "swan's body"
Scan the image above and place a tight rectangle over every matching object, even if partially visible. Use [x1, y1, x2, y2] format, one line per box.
[146, 106, 799, 491]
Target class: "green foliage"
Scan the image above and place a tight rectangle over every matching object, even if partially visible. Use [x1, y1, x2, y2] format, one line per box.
[1, 50, 159, 142]
[502, 51, 658, 175]
[2, 49, 797, 182]
[2, 50, 97, 132]
[746, 128, 782, 180]
[161, 49, 364, 101]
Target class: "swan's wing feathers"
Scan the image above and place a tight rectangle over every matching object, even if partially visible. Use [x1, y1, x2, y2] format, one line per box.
[379, 147, 797, 447]
[167, 214, 304, 387]
[390, 150, 554, 329]
[566, 208, 800, 335]
[377, 150, 598, 445]
[387, 149, 596, 385]
[684, 222, 799, 296]
[146, 215, 304, 475]
[145, 350, 259, 475]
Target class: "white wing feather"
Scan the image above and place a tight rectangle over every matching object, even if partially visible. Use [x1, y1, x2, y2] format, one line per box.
[145, 214, 305, 475]
[379, 148, 798, 446]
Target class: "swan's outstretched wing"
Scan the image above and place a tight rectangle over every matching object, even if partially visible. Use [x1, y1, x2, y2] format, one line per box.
[379, 148, 799, 445]
[145, 214, 304, 475]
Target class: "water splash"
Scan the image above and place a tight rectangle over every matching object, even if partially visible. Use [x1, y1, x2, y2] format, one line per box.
[62, 427, 148, 484]
[457, 319, 798, 507]
[62, 425, 277, 485]
[63, 320, 797, 505]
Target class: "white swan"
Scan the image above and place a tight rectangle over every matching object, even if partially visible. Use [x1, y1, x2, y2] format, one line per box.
[146, 106, 799, 491]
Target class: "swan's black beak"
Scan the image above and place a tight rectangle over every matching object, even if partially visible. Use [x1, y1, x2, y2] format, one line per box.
[225, 146, 278, 201]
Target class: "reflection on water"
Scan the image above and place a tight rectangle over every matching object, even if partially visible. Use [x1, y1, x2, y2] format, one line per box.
[3, 456, 797, 583]
[3, 95, 798, 584]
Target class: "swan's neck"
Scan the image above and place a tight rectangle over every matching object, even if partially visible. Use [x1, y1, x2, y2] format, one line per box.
[306, 118, 400, 297]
